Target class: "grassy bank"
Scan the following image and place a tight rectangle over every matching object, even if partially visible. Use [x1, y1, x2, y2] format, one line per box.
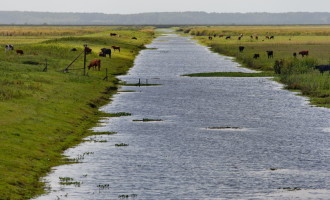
[0, 26, 155, 199]
[179, 26, 330, 108]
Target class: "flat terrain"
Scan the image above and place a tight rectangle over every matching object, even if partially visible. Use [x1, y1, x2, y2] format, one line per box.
[0, 26, 154, 199]
[179, 26, 330, 107]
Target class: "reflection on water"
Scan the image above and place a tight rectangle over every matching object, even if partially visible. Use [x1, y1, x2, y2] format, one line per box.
[36, 30, 330, 200]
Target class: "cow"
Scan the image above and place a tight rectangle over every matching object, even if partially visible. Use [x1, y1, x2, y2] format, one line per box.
[5, 44, 14, 52]
[112, 46, 120, 52]
[225, 36, 231, 40]
[99, 52, 106, 57]
[269, 36, 274, 39]
[299, 50, 309, 57]
[255, 36, 259, 40]
[239, 46, 245, 52]
[110, 33, 117, 36]
[88, 59, 101, 71]
[71, 48, 77, 51]
[101, 48, 111, 58]
[238, 36, 242, 40]
[314, 65, 330, 74]
[253, 54, 260, 59]
[16, 50, 24, 55]
[131, 37, 137, 40]
[85, 47, 92, 54]
[293, 52, 297, 58]
[219, 35, 224, 38]
[208, 36, 213, 40]
[266, 51, 273, 59]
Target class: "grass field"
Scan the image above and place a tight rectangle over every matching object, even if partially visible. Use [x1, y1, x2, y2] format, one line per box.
[179, 26, 330, 107]
[0, 26, 155, 199]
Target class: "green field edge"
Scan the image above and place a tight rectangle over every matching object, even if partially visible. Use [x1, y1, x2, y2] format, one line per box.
[180, 31, 329, 108]
[0, 27, 156, 199]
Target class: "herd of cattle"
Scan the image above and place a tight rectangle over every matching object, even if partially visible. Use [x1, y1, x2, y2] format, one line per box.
[208, 33, 330, 74]
[3, 32, 140, 72]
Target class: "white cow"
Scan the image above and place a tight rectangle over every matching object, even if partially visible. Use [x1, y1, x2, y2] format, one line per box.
[5, 44, 14, 52]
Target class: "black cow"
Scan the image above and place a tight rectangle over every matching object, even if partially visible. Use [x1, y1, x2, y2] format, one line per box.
[110, 33, 117, 36]
[71, 48, 77, 51]
[225, 36, 231, 40]
[293, 52, 297, 58]
[266, 51, 273, 59]
[208, 36, 213, 40]
[314, 65, 330, 74]
[239, 46, 245, 52]
[131, 37, 137, 40]
[253, 54, 260, 59]
[101, 48, 111, 58]
[269, 36, 274, 39]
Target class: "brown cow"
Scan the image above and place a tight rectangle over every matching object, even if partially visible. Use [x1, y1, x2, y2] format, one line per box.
[299, 50, 309, 57]
[85, 47, 92, 54]
[88, 59, 101, 71]
[16, 50, 24, 55]
[112, 46, 120, 52]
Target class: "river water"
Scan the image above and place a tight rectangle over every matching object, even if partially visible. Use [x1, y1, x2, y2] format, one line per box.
[36, 30, 330, 200]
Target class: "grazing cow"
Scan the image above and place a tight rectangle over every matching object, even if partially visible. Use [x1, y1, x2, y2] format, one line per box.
[219, 35, 224, 38]
[208, 36, 213, 40]
[250, 35, 253, 39]
[112, 46, 120, 52]
[255, 36, 259, 40]
[225, 36, 231, 40]
[269, 36, 274, 39]
[110, 33, 117, 36]
[16, 50, 24, 55]
[253, 54, 260, 59]
[299, 50, 309, 57]
[239, 46, 245, 52]
[100, 48, 111, 58]
[266, 35, 270, 39]
[266, 50, 273, 59]
[131, 37, 137, 40]
[85, 47, 92, 54]
[88, 59, 101, 71]
[314, 65, 330, 74]
[213, 34, 217, 37]
[238, 36, 242, 40]
[5, 44, 14, 52]
[71, 48, 77, 51]
[293, 52, 297, 58]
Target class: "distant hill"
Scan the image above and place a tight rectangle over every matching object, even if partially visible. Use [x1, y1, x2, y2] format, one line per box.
[0, 11, 330, 25]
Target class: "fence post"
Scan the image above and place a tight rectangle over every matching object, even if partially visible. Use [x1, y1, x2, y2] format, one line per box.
[43, 59, 48, 72]
[83, 44, 87, 76]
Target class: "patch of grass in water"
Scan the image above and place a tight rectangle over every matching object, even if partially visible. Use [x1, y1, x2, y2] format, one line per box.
[108, 112, 132, 117]
[115, 143, 129, 147]
[183, 72, 274, 77]
[59, 177, 81, 187]
[133, 118, 162, 122]
[207, 126, 242, 130]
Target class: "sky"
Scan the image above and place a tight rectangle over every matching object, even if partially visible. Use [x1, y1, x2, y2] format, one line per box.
[1, 0, 330, 14]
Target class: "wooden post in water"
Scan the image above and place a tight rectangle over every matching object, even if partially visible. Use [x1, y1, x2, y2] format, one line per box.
[146, 79, 148, 85]
[138, 78, 141, 87]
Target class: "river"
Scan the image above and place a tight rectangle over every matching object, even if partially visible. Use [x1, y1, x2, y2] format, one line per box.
[35, 30, 330, 200]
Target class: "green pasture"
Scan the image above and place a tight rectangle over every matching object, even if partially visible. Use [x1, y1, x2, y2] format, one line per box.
[0, 26, 154, 199]
[179, 26, 330, 107]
